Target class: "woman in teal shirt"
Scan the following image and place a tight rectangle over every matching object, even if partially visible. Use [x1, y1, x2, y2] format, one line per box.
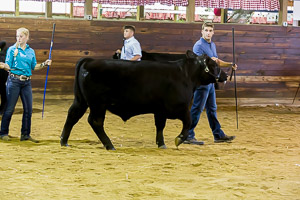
[0, 27, 52, 142]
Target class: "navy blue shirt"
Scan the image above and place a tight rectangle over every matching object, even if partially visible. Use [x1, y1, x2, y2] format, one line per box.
[193, 37, 218, 58]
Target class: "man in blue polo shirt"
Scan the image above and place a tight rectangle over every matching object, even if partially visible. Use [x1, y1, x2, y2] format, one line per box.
[119, 25, 142, 61]
[184, 22, 237, 145]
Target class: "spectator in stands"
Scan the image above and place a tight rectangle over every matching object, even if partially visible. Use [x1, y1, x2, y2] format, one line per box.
[184, 22, 237, 145]
[0, 27, 52, 142]
[116, 25, 142, 61]
[0, 40, 8, 114]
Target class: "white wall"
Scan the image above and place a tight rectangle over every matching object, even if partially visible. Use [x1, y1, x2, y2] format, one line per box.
[294, 0, 300, 20]
[0, 0, 71, 13]
[0, 0, 15, 11]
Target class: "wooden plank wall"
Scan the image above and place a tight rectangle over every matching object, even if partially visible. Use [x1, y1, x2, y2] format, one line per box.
[0, 17, 300, 104]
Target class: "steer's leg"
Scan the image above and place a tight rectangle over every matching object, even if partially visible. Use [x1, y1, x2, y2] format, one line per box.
[88, 109, 115, 150]
[61, 99, 88, 146]
[154, 114, 167, 149]
[175, 110, 191, 147]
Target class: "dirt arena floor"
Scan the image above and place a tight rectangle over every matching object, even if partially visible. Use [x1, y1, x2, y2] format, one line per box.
[0, 94, 299, 200]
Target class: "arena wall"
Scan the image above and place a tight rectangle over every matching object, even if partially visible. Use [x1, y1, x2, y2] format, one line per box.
[1, 17, 300, 104]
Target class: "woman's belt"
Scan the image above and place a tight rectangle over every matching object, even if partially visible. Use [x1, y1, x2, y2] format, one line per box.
[9, 73, 31, 81]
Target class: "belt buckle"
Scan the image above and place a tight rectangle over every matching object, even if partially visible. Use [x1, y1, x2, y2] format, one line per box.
[20, 75, 27, 81]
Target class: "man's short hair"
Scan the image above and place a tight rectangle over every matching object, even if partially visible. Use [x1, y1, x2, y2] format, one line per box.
[123, 25, 136, 33]
[202, 22, 214, 30]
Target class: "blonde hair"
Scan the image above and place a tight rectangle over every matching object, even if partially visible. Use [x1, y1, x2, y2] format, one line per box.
[14, 27, 30, 57]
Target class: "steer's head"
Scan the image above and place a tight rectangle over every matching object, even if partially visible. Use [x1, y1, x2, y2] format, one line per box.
[186, 50, 221, 86]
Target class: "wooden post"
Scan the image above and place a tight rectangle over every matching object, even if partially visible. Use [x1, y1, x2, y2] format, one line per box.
[136, 5, 144, 21]
[15, 0, 19, 17]
[186, 0, 195, 23]
[84, 0, 93, 20]
[279, 0, 288, 25]
[45, 2, 52, 18]
[70, 2, 74, 18]
[221, 9, 227, 23]
[174, 6, 179, 21]
[97, 4, 102, 20]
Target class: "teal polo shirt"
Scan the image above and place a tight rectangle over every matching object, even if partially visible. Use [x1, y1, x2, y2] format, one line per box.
[5, 44, 37, 76]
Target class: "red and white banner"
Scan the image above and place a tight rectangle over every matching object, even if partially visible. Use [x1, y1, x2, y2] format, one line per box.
[195, 0, 280, 11]
[97, 0, 188, 6]
[19, 0, 87, 3]
[97, 0, 280, 10]
[19, 0, 188, 6]
[20, 0, 281, 10]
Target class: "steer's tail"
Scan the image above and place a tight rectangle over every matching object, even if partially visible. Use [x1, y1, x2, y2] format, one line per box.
[74, 57, 93, 103]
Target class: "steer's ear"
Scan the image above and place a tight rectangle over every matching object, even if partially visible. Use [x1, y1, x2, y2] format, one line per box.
[186, 50, 197, 59]
[0, 41, 6, 49]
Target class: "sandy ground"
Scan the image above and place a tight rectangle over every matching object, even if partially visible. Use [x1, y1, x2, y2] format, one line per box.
[0, 94, 299, 200]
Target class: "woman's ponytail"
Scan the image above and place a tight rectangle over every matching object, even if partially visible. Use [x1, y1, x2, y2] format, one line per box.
[14, 42, 20, 57]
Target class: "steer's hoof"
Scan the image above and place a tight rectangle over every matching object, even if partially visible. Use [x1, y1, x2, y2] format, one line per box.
[60, 141, 70, 147]
[105, 146, 116, 150]
[158, 144, 167, 149]
[175, 137, 184, 147]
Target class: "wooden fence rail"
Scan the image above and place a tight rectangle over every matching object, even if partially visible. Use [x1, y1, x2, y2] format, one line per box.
[1, 17, 300, 104]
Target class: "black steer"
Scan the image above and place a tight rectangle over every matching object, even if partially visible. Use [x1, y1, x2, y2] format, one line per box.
[141, 51, 228, 84]
[0, 41, 8, 113]
[61, 50, 220, 150]
[113, 51, 227, 85]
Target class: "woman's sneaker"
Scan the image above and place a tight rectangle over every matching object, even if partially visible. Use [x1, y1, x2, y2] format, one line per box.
[0, 135, 10, 141]
[20, 135, 39, 143]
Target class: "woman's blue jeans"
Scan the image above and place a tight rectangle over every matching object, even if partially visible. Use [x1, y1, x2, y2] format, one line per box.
[188, 83, 225, 140]
[0, 76, 32, 136]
